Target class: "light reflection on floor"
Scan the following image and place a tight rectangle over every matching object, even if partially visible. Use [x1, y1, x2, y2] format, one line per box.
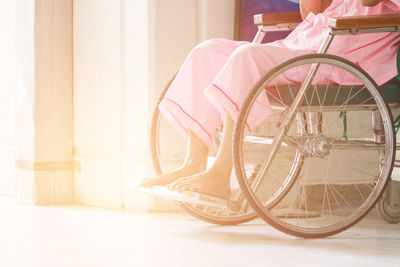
[0, 197, 399, 267]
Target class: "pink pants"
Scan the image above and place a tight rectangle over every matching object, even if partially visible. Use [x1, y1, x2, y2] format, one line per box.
[159, 38, 313, 147]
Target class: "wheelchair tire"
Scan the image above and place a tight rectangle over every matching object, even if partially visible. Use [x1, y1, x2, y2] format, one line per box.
[150, 73, 256, 225]
[377, 197, 400, 223]
[377, 180, 400, 224]
[233, 54, 395, 237]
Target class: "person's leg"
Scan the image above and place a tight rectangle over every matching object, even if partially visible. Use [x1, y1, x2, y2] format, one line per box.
[163, 44, 312, 197]
[206, 43, 314, 128]
[141, 38, 248, 188]
[142, 43, 309, 191]
[159, 38, 248, 147]
[167, 111, 234, 199]
[140, 130, 209, 187]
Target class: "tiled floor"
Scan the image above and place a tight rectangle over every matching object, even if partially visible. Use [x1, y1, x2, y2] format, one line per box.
[0, 197, 399, 267]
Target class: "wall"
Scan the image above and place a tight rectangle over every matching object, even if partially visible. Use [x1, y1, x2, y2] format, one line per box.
[73, 0, 236, 209]
[0, 0, 16, 196]
[73, 0, 123, 208]
[15, 0, 73, 204]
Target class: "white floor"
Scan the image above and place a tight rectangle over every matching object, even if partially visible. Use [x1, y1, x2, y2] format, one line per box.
[0, 197, 399, 267]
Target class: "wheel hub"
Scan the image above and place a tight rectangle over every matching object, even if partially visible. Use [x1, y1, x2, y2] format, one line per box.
[302, 135, 332, 158]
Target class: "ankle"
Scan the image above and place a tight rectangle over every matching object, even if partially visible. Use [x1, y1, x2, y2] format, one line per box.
[210, 160, 232, 174]
[182, 158, 207, 172]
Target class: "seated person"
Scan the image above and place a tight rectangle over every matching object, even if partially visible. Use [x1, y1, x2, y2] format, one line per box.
[140, 0, 400, 201]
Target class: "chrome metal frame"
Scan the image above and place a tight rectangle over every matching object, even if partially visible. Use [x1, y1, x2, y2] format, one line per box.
[331, 26, 400, 36]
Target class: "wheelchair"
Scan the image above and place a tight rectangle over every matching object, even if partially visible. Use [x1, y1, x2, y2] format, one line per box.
[149, 12, 400, 237]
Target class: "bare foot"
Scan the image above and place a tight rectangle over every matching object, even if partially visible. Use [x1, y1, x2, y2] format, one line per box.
[167, 168, 232, 200]
[140, 161, 206, 188]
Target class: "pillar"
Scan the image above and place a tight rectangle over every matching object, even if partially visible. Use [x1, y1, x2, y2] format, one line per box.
[15, 0, 73, 204]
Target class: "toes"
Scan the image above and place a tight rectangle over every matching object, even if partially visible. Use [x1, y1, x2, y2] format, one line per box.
[173, 182, 190, 192]
[167, 178, 202, 193]
[166, 181, 183, 191]
[166, 183, 175, 191]
[186, 184, 201, 192]
[167, 177, 196, 191]
[180, 184, 194, 191]
[140, 179, 153, 188]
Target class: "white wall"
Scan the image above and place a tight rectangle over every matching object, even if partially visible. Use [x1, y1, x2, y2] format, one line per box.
[123, 0, 155, 210]
[154, 0, 235, 95]
[197, 0, 236, 42]
[15, 0, 73, 204]
[0, 0, 16, 196]
[2, 0, 74, 201]
[73, 0, 123, 208]
[73, 0, 236, 209]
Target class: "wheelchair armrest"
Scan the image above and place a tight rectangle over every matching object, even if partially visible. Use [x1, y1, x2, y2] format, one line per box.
[328, 14, 400, 30]
[253, 12, 302, 31]
[253, 12, 302, 26]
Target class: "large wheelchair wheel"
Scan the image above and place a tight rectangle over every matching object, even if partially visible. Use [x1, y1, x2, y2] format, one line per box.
[233, 54, 395, 237]
[150, 73, 256, 225]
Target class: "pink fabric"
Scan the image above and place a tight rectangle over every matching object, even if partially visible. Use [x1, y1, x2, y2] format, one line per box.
[159, 0, 400, 147]
[158, 39, 247, 145]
